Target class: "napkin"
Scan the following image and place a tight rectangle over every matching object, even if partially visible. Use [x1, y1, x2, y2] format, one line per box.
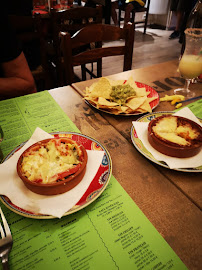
[0, 128, 104, 218]
[132, 107, 202, 169]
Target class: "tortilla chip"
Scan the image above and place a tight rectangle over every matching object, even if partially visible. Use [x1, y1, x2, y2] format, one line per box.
[135, 108, 147, 113]
[126, 96, 147, 111]
[135, 87, 147, 97]
[98, 97, 119, 107]
[125, 77, 147, 97]
[139, 99, 152, 113]
[88, 83, 97, 92]
[89, 78, 112, 99]
[85, 77, 158, 115]
[120, 106, 129, 112]
[126, 95, 138, 102]
[125, 76, 137, 88]
[108, 79, 125, 86]
[147, 96, 158, 103]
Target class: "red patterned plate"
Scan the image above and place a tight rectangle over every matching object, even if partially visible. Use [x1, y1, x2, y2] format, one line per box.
[86, 81, 159, 116]
[0, 132, 112, 219]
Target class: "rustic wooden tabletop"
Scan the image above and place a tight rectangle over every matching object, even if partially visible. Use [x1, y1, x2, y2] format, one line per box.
[50, 60, 202, 270]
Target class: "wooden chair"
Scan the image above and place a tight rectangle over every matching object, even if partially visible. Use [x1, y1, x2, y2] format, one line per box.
[118, 0, 150, 34]
[8, 15, 53, 90]
[60, 23, 135, 85]
[50, 5, 103, 86]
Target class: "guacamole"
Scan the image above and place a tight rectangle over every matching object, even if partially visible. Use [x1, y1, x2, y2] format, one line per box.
[110, 84, 136, 105]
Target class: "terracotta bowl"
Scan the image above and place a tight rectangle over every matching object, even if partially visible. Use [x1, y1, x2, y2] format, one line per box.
[148, 115, 202, 158]
[17, 138, 88, 195]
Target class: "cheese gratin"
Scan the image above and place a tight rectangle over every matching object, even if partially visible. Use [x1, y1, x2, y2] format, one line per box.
[20, 139, 83, 184]
[152, 116, 200, 146]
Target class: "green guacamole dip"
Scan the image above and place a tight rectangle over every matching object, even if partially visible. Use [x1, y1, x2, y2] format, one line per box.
[110, 84, 136, 105]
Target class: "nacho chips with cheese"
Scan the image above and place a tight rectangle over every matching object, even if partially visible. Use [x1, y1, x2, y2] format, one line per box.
[84, 77, 158, 115]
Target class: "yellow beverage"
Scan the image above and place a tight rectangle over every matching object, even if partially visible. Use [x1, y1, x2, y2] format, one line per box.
[179, 54, 202, 79]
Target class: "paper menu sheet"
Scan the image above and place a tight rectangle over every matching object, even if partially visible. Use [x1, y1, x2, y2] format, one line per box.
[174, 98, 202, 119]
[0, 91, 79, 159]
[0, 176, 187, 270]
[0, 91, 187, 269]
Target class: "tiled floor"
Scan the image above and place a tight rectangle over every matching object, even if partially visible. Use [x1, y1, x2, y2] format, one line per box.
[102, 26, 182, 76]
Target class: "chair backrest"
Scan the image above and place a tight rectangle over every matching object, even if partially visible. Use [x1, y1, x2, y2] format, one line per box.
[51, 5, 103, 46]
[60, 23, 135, 85]
[50, 5, 103, 86]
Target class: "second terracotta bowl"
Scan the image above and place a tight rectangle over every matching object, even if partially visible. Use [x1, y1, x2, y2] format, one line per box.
[148, 115, 202, 158]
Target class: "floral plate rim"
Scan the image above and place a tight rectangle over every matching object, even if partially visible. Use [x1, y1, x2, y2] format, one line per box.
[0, 132, 112, 219]
[130, 111, 202, 173]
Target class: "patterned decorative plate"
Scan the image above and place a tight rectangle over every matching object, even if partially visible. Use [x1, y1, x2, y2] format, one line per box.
[131, 112, 202, 172]
[86, 81, 159, 116]
[0, 132, 112, 219]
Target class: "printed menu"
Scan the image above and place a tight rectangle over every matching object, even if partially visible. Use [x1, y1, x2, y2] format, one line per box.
[0, 91, 79, 158]
[0, 175, 187, 270]
[174, 98, 202, 119]
[0, 91, 188, 270]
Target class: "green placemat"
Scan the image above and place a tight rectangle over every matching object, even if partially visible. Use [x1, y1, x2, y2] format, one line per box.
[0, 91, 187, 270]
[0, 91, 79, 158]
[175, 98, 202, 119]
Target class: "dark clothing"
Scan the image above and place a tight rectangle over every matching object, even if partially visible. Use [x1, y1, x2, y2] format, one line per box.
[119, 0, 145, 9]
[170, 0, 196, 12]
[0, 3, 22, 77]
[2, 1, 40, 71]
[130, 1, 144, 8]
[85, 0, 96, 8]
[8, 0, 33, 16]
[119, 1, 141, 9]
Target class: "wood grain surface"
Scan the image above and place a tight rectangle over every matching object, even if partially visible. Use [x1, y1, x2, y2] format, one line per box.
[49, 69, 202, 269]
[71, 60, 202, 209]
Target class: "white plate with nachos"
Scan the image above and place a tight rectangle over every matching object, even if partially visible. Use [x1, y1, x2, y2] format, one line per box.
[84, 77, 159, 116]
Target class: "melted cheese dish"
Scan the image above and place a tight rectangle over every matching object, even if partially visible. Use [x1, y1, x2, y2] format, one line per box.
[152, 116, 200, 146]
[21, 139, 82, 184]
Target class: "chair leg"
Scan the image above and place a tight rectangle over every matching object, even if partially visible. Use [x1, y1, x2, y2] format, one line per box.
[118, 8, 121, 27]
[144, 10, 149, 34]
[81, 64, 86, 81]
[97, 59, 102, 78]
[131, 10, 135, 23]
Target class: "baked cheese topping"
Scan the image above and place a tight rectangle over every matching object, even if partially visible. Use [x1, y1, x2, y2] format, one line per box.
[21, 139, 82, 184]
[153, 117, 177, 133]
[152, 116, 200, 146]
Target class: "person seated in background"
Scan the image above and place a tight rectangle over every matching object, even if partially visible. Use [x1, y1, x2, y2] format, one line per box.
[111, 0, 146, 27]
[0, 3, 36, 100]
[8, 0, 41, 72]
[169, 0, 197, 40]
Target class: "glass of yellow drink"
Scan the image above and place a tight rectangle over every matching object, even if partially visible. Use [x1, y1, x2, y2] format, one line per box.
[174, 28, 202, 97]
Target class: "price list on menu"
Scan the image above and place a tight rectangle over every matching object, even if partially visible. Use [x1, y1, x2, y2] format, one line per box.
[0, 91, 79, 158]
[0, 91, 188, 270]
[0, 176, 187, 270]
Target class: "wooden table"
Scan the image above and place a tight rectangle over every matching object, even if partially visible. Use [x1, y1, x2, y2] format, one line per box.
[50, 60, 202, 270]
[33, 1, 111, 24]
